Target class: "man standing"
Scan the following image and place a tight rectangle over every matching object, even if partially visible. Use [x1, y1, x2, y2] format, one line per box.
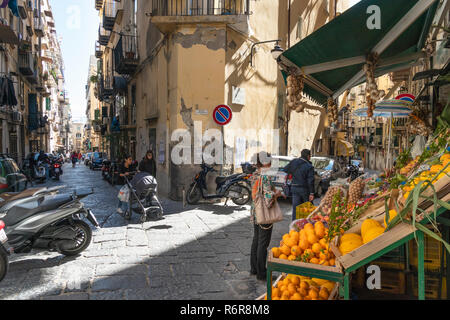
[283, 149, 315, 221]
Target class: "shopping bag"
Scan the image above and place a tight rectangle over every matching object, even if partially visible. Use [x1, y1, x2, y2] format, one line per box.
[254, 177, 283, 225]
[118, 185, 130, 202]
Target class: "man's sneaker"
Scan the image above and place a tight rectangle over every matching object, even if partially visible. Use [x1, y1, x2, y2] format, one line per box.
[116, 208, 123, 214]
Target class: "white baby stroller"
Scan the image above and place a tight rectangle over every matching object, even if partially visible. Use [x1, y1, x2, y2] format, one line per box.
[122, 172, 164, 223]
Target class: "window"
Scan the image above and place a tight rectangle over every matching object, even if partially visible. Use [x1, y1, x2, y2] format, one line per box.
[297, 17, 303, 40]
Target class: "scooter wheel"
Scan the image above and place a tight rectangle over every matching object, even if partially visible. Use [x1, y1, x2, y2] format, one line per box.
[58, 220, 92, 256]
[140, 214, 147, 223]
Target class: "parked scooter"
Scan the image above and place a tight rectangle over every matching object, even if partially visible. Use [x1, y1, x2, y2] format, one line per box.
[186, 163, 251, 205]
[0, 186, 99, 282]
[101, 159, 111, 180]
[33, 160, 47, 183]
[49, 157, 64, 181]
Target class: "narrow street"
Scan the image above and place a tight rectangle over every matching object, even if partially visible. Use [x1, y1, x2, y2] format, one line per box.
[0, 163, 293, 300]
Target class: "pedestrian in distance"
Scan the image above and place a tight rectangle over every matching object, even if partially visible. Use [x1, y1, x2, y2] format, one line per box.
[138, 150, 157, 178]
[71, 151, 78, 168]
[116, 154, 134, 215]
[37, 150, 50, 181]
[250, 151, 284, 281]
[283, 149, 315, 221]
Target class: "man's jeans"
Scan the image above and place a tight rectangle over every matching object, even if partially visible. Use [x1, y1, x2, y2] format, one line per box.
[291, 192, 309, 221]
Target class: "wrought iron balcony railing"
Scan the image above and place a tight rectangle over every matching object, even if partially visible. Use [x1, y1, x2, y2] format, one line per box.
[114, 34, 139, 75]
[103, 0, 117, 31]
[33, 16, 44, 37]
[18, 51, 34, 76]
[151, 0, 249, 16]
[95, 41, 103, 58]
[98, 26, 111, 46]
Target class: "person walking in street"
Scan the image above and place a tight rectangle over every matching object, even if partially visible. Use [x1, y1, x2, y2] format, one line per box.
[117, 155, 134, 215]
[283, 149, 315, 221]
[250, 151, 284, 281]
[71, 151, 78, 168]
[37, 150, 50, 182]
[138, 150, 157, 177]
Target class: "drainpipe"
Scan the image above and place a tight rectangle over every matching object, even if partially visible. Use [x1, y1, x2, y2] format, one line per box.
[288, 0, 291, 49]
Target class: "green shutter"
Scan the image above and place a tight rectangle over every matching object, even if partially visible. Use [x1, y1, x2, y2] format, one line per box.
[46, 97, 51, 111]
[95, 109, 100, 120]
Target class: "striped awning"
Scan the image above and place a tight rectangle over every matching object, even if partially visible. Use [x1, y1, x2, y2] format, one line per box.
[353, 99, 413, 118]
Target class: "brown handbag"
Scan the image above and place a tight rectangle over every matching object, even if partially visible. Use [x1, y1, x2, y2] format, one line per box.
[254, 176, 283, 225]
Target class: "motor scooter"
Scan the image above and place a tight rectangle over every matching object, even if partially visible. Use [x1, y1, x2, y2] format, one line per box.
[0, 186, 99, 282]
[186, 163, 251, 205]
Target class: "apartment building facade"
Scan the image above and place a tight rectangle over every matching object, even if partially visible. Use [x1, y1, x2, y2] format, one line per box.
[0, 0, 70, 165]
[92, 0, 354, 198]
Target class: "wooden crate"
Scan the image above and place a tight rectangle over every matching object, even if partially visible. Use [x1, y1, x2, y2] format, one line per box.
[378, 269, 406, 295]
[268, 250, 343, 274]
[411, 274, 448, 300]
[336, 222, 416, 270]
[257, 273, 339, 300]
[409, 233, 446, 273]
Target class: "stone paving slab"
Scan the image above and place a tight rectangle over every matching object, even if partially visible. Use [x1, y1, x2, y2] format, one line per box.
[0, 163, 292, 300]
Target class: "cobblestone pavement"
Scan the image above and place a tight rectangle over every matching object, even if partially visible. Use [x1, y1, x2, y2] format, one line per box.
[0, 163, 305, 300]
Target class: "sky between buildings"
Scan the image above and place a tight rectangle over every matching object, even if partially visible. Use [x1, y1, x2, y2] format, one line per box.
[50, 0, 99, 123]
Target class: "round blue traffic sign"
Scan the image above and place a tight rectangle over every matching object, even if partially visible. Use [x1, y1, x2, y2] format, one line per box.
[213, 105, 232, 126]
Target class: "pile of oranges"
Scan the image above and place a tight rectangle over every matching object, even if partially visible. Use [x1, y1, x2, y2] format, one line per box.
[271, 221, 336, 266]
[264, 274, 335, 300]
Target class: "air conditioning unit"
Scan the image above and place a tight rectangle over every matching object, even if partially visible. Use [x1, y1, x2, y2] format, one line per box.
[12, 111, 21, 122]
[348, 93, 356, 101]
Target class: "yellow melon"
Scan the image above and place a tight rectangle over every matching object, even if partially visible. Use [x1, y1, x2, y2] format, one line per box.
[362, 226, 385, 244]
[384, 209, 398, 228]
[339, 239, 363, 255]
[361, 219, 382, 238]
[340, 233, 363, 243]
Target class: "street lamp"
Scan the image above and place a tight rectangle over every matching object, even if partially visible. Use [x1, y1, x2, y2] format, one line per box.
[250, 40, 283, 67]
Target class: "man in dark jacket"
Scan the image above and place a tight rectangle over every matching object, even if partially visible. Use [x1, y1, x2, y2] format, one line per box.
[138, 150, 156, 178]
[283, 149, 315, 221]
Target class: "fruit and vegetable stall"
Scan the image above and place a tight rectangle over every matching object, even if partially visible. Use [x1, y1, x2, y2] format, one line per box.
[262, 128, 450, 300]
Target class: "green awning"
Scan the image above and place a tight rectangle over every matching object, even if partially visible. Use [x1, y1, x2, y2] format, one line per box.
[279, 0, 439, 106]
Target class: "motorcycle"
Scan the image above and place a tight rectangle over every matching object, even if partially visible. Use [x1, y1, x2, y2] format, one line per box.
[101, 160, 111, 180]
[0, 186, 99, 282]
[186, 163, 251, 205]
[346, 163, 364, 182]
[49, 158, 64, 181]
[33, 160, 47, 183]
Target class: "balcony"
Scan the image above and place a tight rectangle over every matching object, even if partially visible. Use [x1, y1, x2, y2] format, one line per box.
[95, 0, 103, 11]
[102, 0, 117, 31]
[33, 16, 44, 37]
[114, 35, 139, 75]
[98, 74, 114, 100]
[95, 41, 103, 58]
[18, 51, 34, 76]
[151, 0, 249, 16]
[150, 0, 249, 32]
[98, 26, 111, 46]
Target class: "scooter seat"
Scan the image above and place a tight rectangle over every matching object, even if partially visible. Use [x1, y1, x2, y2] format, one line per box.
[215, 176, 228, 185]
[0, 188, 46, 205]
[3, 194, 73, 227]
[215, 174, 241, 185]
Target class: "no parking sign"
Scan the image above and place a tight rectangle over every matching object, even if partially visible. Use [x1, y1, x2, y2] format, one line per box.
[213, 105, 232, 126]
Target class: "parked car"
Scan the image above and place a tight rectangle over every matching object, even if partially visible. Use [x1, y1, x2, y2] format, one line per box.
[90, 152, 105, 170]
[84, 153, 93, 166]
[0, 155, 28, 193]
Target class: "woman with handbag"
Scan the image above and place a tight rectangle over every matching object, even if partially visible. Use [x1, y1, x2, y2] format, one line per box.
[250, 152, 285, 281]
